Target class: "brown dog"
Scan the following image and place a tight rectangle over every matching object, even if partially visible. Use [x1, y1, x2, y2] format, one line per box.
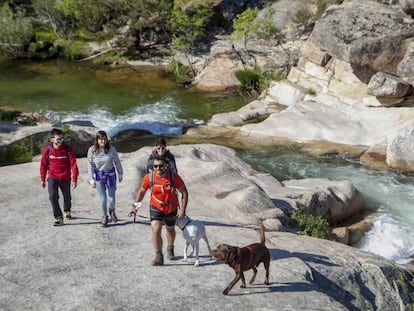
[211, 223, 270, 295]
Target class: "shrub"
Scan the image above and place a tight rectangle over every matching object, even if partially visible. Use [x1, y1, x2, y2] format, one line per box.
[0, 110, 20, 121]
[235, 69, 261, 94]
[305, 87, 316, 95]
[166, 59, 193, 85]
[290, 211, 331, 239]
[292, 7, 313, 26]
[235, 67, 287, 98]
[315, 0, 327, 19]
[0, 4, 33, 58]
[0, 137, 33, 166]
[55, 39, 87, 60]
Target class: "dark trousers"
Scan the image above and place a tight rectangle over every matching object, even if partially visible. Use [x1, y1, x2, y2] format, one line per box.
[47, 178, 71, 219]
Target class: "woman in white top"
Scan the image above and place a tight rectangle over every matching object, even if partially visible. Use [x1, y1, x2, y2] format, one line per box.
[87, 131, 123, 227]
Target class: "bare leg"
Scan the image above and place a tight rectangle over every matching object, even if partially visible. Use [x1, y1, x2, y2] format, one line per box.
[151, 220, 162, 252]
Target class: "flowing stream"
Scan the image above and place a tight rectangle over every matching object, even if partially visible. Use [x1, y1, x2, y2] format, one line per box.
[1, 60, 413, 264]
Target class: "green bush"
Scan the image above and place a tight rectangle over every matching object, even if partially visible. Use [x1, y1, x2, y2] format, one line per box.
[235, 69, 261, 94]
[0, 4, 33, 58]
[0, 110, 20, 121]
[0, 137, 33, 166]
[166, 59, 194, 85]
[292, 7, 313, 26]
[235, 67, 287, 97]
[260, 68, 287, 91]
[291, 211, 331, 239]
[55, 39, 87, 60]
[315, 0, 327, 20]
[35, 28, 59, 42]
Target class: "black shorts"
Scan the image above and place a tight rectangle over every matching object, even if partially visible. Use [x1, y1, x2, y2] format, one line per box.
[150, 205, 177, 226]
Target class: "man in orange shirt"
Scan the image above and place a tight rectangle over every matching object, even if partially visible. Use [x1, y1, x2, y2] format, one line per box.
[130, 154, 188, 266]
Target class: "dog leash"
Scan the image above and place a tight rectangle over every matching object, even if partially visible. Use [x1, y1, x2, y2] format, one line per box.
[128, 204, 142, 223]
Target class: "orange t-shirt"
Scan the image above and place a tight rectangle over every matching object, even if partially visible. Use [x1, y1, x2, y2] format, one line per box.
[141, 171, 184, 213]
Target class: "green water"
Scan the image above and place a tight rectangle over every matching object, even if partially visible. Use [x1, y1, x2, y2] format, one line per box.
[0, 60, 245, 124]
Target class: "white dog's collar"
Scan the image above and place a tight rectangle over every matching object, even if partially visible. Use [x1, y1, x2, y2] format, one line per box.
[178, 217, 191, 230]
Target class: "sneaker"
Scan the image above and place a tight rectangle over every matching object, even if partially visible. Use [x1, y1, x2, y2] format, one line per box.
[151, 252, 164, 266]
[64, 211, 72, 219]
[109, 210, 117, 223]
[53, 217, 64, 226]
[167, 245, 175, 260]
[101, 216, 108, 227]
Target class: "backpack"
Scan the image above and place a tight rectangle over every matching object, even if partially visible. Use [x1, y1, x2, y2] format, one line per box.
[148, 168, 178, 213]
[146, 149, 177, 173]
[149, 168, 175, 189]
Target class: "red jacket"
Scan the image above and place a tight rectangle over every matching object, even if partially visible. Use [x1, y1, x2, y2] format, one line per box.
[40, 143, 79, 182]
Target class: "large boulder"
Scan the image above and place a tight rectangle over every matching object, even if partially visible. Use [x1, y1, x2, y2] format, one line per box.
[281, 178, 366, 225]
[385, 117, 414, 172]
[310, 0, 414, 82]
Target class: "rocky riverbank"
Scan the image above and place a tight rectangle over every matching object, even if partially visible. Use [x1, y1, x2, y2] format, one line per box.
[0, 144, 413, 310]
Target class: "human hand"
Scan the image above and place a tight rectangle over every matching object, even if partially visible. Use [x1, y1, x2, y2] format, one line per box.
[118, 176, 123, 183]
[41, 181, 45, 188]
[177, 209, 185, 219]
[72, 181, 77, 189]
[128, 202, 141, 216]
[89, 180, 96, 189]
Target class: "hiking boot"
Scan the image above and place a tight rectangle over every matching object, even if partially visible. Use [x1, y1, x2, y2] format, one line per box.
[101, 216, 108, 227]
[167, 245, 175, 260]
[151, 252, 164, 266]
[53, 217, 64, 226]
[109, 210, 117, 223]
[64, 211, 72, 219]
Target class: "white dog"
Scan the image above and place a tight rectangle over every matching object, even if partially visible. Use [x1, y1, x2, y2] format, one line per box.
[175, 216, 212, 266]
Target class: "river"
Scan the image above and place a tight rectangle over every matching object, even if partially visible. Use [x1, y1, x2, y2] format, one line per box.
[1, 60, 413, 264]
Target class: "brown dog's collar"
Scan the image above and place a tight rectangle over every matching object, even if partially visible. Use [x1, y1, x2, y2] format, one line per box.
[232, 246, 254, 271]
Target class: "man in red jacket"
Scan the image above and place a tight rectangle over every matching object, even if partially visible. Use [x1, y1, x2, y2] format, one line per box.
[40, 128, 79, 226]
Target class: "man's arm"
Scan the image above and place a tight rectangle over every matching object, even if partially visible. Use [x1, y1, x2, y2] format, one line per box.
[130, 186, 147, 214]
[177, 184, 188, 218]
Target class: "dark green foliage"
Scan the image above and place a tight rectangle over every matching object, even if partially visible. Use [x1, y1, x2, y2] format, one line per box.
[0, 110, 20, 121]
[166, 59, 193, 85]
[315, 0, 327, 19]
[235, 69, 261, 94]
[291, 211, 331, 239]
[292, 7, 313, 26]
[254, 4, 280, 40]
[232, 7, 259, 50]
[0, 3, 33, 58]
[169, 0, 213, 53]
[0, 137, 33, 166]
[396, 271, 414, 310]
[235, 67, 287, 98]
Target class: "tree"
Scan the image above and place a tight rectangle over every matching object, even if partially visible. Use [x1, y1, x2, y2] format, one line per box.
[32, 0, 77, 39]
[231, 7, 259, 50]
[169, 0, 212, 53]
[0, 3, 33, 58]
[168, 0, 212, 81]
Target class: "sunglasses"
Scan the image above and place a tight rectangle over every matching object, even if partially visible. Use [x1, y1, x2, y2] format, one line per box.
[156, 146, 165, 151]
[153, 164, 164, 169]
[55, 137, 64, 143]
